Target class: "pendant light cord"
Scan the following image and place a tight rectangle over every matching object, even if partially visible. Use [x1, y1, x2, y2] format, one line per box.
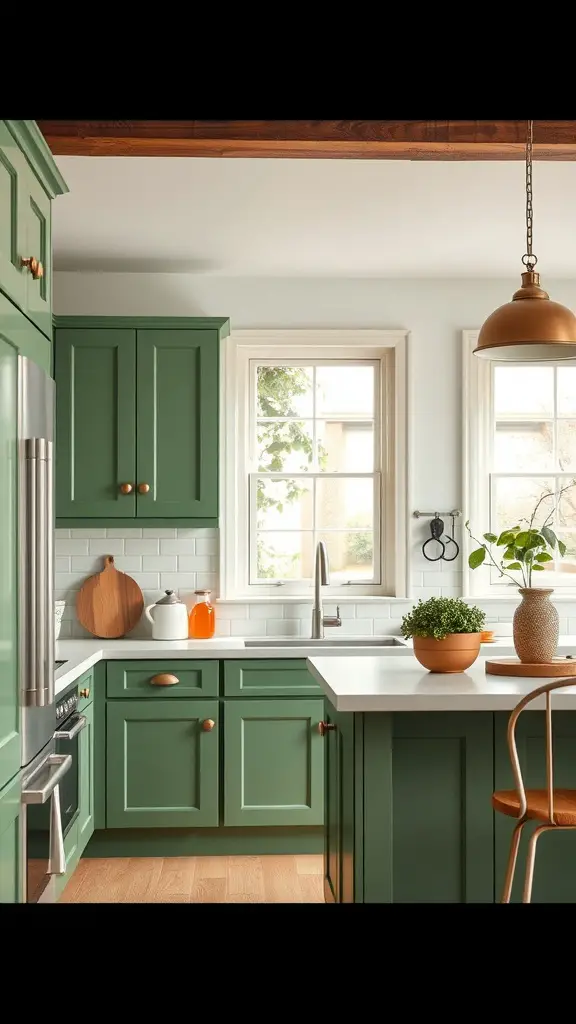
[522, 119, 537, 270]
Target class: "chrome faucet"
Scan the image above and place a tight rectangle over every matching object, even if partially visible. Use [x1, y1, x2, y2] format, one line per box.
[311, 541, 342, 639]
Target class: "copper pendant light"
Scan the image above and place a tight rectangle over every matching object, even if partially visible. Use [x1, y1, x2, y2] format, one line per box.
[474, 120, 576, 361]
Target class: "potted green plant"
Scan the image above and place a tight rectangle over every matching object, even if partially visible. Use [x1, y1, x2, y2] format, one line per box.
[465, 484, 574, 664]
[401, 597, 486, 673]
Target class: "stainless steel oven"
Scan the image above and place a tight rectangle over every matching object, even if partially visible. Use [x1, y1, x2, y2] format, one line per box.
[22, 682, 86, 903]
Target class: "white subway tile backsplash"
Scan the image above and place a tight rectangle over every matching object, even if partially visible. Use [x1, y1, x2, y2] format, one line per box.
[177, 555, 213, 572]
[160, 573, 197, 591]
[54, 572, 90, 590]
[70, 557, 100, 572]
[338, 620, 374, 636]
[215, 619, 231, 636]
[196, 573, 218, 593]
[143, 528, 177, 538]
[55, 529, 71, 539]
[130, 573, 161, 589]
[56, 539, 89, 555]
[143, 556, 178, 572]
[250, 603, 281, 619]
[71, 528, 106, 539]
[55, 557, 71, 573]
[284, 603, 313, 620]
[195, 538, 218, 556]
[125, 538, 159, 555]
[108, 528, 142, 538]
[266, 619, 299, 636]
[160, 540, 196, 555]
[112, 557, 143, 572]
[88, 539, 125, 556]
[229, 619, 262, 636]
[217, 603, 250, 620]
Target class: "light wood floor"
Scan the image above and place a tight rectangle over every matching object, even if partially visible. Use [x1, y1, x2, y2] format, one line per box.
[59, 855, 325, 903]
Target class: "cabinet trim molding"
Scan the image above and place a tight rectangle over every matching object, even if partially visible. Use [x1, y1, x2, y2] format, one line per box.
[5, 121, 69, 198]
[53, 315, 230, 334]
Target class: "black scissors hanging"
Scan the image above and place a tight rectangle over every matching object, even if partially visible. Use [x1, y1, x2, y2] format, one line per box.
[421, 513, 460, 563]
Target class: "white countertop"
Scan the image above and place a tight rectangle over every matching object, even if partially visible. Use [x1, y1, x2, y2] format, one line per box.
[54, 635, 576, 700]
[307, 653, 576, 712]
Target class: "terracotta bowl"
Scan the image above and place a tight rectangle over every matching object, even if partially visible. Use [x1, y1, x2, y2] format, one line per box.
[413, 633, 482, 674]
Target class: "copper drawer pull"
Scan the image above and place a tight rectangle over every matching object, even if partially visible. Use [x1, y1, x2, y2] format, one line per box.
[79, 688, 90, 699]
[202, 719, 215, 731]
[138, 483, 150, 494]
[149, 673, 179, 687]
[318, 721, 336, 736]
[21, 256, 44, 280]
[119, 483, 133, 494]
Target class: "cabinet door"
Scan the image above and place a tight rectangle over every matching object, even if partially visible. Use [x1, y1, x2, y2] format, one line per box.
[0, 122, 27, 313]
[0, 335, 19, 791]
[107, 700, 219, 828]
[494, 710, 576, 903]
[78, 701, 94, 853]
[21, 168, 52, 339]
[136, 330, 218, 518]
[390, 713, 494, 903]
[55, 329, 136, 518]
[224, 699, 324, 827]
[323, 704, 355, 904]
[0, 774, 21, 903]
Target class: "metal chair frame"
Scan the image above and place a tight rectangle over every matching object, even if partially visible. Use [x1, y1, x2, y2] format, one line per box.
[500, 676, 576, 904]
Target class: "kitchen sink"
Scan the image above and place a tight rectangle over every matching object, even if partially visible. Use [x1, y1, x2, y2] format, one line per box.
[244, 638, 407, 648]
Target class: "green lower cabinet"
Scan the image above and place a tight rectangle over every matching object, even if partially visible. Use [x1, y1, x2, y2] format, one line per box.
[0, 773, 21, 903]
[324, 704, 356, 904]
[224, 698, 324, 827]
[494, 710, 576, 904]
[78, 701, 95, 852]
[107, 699, 219, 828]
[324, 709, 495, 903]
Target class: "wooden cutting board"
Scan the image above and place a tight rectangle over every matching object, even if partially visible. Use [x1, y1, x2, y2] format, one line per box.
[76, 555, 144, 638]
[486, 657, 576, 678]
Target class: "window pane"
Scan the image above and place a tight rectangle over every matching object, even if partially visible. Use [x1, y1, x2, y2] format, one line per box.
[559, 487, 576, 528]
[493, 366, 554, 417]
[256, 366, 313, 418]
[493, 477, 555, 531]
[554, 532, 576, 573]
[316, 366, 374, 417]
[317, 531, 374, 582]
[316, 477, 374, 530]
[256, 477, 313, 531]
[317, 421, 374, 472]
[557, 421, 576, 472]
[255, 532, 313, 580]
[258, 421, 314, 472]
[557, 367, 576, 417]
[494, 421, 553, 471]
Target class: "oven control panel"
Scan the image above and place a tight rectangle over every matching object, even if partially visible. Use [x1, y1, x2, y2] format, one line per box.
[56, 686, 79, 721]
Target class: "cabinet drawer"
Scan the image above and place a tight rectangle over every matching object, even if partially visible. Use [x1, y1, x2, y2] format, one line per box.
[107, 660, 219, 698]
[77, 669, 94, 712]
[224, 660, 321, 697]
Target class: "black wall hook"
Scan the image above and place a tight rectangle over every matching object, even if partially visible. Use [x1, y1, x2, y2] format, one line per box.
[421, 513, 460, 563]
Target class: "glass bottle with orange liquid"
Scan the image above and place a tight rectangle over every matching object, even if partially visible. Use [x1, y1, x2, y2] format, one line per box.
[188, 590, 215, 639]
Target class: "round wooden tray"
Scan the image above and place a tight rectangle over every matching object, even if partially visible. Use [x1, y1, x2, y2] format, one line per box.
[486, 657, 576, 677]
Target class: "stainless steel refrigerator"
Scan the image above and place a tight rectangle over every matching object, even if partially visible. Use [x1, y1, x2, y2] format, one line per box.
[18, 355, 71, 902]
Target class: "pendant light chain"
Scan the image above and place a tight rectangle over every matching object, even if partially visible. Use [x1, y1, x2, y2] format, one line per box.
[522, 119, 537, 270]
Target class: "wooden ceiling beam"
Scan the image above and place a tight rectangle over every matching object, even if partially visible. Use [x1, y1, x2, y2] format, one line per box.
[36, 120, 576, 160]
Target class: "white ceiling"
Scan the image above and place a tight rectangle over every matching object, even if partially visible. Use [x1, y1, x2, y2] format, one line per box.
[53, 156, 576, 277]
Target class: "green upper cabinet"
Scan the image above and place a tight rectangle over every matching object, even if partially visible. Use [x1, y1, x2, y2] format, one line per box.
[54, 317, 229, 525]
[0, 121, 67, 343]
[0, 334, 18, 792]
[55, 329, 137, 517]
[137, 330, 219, 518]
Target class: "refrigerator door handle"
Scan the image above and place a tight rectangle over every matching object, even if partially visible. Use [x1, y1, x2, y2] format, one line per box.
[25, 438, 53, 707]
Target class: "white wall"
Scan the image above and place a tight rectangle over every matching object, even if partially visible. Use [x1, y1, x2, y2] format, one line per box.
[54, 273, 576, 638]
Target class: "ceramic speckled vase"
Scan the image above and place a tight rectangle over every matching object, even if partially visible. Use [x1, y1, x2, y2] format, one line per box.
[513, 588, 559, 664]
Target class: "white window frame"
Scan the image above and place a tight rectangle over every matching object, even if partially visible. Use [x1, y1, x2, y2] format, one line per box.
[463, 329, 576, 597]
[220, 329, 410, 600]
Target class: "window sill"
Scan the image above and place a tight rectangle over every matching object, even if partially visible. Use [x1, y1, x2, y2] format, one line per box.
[464, 593, 576, 603]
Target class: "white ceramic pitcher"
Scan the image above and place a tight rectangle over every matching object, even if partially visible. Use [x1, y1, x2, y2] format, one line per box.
[145, 590, 189, 640]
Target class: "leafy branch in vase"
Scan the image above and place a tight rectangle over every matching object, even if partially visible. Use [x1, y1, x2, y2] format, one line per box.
[465, 482, 575, 588]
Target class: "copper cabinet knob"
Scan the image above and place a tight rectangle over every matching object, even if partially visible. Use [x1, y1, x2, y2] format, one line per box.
[20, 256, 44, 279]
[138, 483, 150, 494]
[119, 483, 133, 494]
[318, 721, 336, 736]
[149, 673, 179, 686]
[79, 688, 90, 699]
[202, 719, 215, 731]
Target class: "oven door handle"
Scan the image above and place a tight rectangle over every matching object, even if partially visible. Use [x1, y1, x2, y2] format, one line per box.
[54, 713, 87, 741]
[21, 753, 72, 804]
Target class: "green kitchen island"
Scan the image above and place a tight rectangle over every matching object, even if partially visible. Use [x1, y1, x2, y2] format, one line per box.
[307, 654, 576, 904]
